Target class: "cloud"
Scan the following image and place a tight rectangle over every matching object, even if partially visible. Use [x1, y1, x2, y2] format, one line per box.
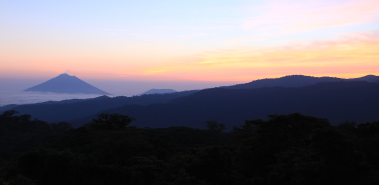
[0, 91, 100, 107]
[143, 32, 379, 81]
[243, 0, 379, 35]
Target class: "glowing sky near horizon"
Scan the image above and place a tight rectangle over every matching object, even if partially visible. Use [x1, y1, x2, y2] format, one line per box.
[1, 0, 378, 82]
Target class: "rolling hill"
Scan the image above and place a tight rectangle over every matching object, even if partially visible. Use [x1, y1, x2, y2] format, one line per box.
[70, 81, 379, 128]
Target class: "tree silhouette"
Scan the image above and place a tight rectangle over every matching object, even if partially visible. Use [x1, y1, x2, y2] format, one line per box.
[206, 120, 226, 132]
[85, 113, 135, 130]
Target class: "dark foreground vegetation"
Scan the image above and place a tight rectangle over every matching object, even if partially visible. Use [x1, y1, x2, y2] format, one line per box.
[1, 110, 379, 185]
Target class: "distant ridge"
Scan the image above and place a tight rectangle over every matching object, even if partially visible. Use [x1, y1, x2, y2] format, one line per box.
[224, 74, 379, 89]
[4, 90, 198, 123]
[139, 89, 177, 96]
[70, 81, 379, 128]
[349, 75, 379, 82]
[24, 73, 111, 95]
[6, 74, 379, 127]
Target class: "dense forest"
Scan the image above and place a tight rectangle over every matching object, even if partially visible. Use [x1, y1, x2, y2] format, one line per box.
[1, 110, 379, 185]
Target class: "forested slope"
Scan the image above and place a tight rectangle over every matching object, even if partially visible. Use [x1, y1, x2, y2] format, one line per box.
[71, 81, 379, 128]
[3, 90, 197, 123]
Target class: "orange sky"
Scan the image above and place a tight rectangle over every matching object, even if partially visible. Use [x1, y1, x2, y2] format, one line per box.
[140, 32, 379, 81]
[1, 0, 379, 83]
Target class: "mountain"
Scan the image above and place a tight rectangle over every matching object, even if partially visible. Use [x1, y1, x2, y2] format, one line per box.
[70, 81, 379, 129]
[224, 75, 342, 89]
[139, 89, 177, 96]
[224, 74, 379, 89]
[24, 73, 111, 95]
[349, 75, 379, 82]
[9, 74, 379, 127]
[4, 90, 198, 123]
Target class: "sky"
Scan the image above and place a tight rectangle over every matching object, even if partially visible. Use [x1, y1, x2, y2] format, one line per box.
[1, 0, 379, 93]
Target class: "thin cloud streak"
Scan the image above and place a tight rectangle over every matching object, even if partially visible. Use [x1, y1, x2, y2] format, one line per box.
[144, 32, 379, 81]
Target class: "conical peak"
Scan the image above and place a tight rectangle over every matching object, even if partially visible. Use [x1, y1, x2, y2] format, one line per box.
[24, 73, 111, 95]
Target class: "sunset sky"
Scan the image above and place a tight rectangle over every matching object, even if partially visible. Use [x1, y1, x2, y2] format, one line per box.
[1, 0, 379, 84]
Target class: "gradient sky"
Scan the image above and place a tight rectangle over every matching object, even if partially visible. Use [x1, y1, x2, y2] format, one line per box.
[1, 0, 379, 83]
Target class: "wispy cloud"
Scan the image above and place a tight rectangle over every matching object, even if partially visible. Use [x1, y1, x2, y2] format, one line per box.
[193, 31, 379, 65]
[143, 32, 379, 81]
[243, 0, 379, 35]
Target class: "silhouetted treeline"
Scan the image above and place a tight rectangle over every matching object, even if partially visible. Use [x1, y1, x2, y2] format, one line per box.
[1, 111, 379, 185]
[0, 110, 71, 160]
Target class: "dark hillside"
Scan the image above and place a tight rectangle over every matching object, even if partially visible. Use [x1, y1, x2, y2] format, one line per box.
[71, 81, 379, 128]
[6, 90, 197, 123]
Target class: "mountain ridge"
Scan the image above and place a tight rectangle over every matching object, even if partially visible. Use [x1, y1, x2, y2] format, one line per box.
[3, 90, 198, 123]
[4, 74, 379, 127]
[69, 81, 379, 128]
[224, 74, 379, 89]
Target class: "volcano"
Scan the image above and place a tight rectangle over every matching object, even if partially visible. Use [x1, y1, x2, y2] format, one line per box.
[24, 73, 111, 95]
